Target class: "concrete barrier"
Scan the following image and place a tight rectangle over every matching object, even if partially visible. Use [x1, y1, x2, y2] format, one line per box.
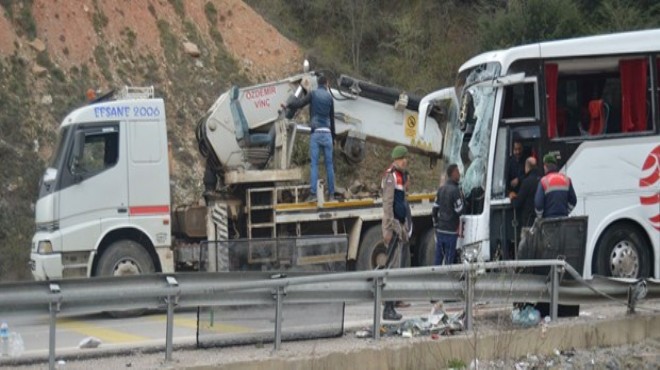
[197, 314, 659, 370]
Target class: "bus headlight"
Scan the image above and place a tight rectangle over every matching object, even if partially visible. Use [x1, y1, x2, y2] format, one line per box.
[38, 240, 54, 254]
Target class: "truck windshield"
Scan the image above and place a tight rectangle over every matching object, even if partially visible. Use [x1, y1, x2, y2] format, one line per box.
[445, 62, 500, 214]
[49, 126, 70, 169]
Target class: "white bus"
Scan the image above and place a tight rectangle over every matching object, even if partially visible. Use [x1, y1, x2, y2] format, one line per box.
[421, 29, 659, 279]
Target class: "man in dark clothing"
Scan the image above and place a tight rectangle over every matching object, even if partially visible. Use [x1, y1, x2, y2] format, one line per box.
[380, 145, 411, 321]
[535, 153, 577, 218]
[510, 157, 541, 228]
[432, 164, 464, 266]
[507, 140, 525, 193]
[286, 75, 336, 202]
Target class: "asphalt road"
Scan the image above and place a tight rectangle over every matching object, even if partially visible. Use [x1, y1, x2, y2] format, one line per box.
[1, 301, 439, 359]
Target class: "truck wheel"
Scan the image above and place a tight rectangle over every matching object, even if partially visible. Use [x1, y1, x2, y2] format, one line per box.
[356, 225, 387, 271]
[417, 228, 436, 266]
[97, 240, 155, 317]
[595, 224, 650, 278]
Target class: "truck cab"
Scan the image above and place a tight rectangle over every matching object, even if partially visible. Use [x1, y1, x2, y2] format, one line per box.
[31, 88, 173, 280]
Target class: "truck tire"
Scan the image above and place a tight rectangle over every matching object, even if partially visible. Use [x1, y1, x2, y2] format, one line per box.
[595, 223, 650, 278]
[417, 228, 436, 266]
[97, 240, 155, 317]
[356, 225, 387, 271]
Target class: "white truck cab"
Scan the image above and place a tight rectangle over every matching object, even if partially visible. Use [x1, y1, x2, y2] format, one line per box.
[31, 88, 174, 280]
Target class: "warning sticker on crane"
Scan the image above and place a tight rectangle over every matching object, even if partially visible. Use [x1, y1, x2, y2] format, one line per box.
[404, 112, 417, 139]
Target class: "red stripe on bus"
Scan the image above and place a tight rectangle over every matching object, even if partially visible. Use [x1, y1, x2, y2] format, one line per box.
[640, 170, 659, 187]
[640, 193, 660, 205]
[129, 205, 170, 215]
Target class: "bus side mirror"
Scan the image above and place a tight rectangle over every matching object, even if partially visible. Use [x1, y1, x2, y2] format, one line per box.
[70, 130, 85, 180]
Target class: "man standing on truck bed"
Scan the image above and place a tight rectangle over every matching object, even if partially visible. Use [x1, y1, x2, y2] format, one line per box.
[286, 75, 337, 202]
[381, 145, 411, 321]
[535, 153, 577, 219]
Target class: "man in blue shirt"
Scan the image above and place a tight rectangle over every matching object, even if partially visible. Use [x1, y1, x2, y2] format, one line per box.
[286, 75, 337, 202]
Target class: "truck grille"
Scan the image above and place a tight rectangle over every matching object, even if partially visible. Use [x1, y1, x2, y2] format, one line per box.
[36, 221, 59, 232]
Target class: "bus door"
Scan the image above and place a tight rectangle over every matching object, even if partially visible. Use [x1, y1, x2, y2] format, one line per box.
[490, 79, 541, 260]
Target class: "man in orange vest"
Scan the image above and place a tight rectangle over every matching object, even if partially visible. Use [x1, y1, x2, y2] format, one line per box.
[534, 153, 577, 219]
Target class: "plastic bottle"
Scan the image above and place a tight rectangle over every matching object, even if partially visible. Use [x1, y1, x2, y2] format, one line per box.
[0, 322, 8, 357]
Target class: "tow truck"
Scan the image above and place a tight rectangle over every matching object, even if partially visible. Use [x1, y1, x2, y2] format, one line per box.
[30, 62, 453, 281]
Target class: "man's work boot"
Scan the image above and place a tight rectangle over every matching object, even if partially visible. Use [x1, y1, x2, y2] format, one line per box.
[382, 302, 402, 321]
[395, 301, 411, 308]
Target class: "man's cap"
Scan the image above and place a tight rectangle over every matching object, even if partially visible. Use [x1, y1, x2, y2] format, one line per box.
[317, 75, 327, 86]
[543, 153, 557, 165]
[391, 145, 408, 159]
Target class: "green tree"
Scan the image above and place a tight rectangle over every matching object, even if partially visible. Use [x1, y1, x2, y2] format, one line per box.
[478, 0, 586, 49]
[590, 0, 660, 33]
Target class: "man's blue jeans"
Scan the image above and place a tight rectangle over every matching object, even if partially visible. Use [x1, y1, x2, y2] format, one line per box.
[434, 231, 458, 265]
[309, 131, 335, 196]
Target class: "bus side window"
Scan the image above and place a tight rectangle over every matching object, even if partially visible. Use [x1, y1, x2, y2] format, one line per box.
[503, 83, 536, 120]
[547, 57, 653, 140]
[657, 57, 660, 129]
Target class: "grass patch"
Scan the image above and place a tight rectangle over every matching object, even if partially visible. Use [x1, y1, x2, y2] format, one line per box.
[184, 20, 203, 46]
[17, 0, 37, 39]
[121, 27, 137, 48]
[157, 19, 179, 64]
[93, 45, 113, 82]
[204, 1, 218, 26]
[168, 0, 185, 17]
[92, 0, 109, 35]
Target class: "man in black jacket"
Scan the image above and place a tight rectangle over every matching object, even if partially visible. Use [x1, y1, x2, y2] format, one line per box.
[510, 157, 541, 228]
[432, 164, 464, 265]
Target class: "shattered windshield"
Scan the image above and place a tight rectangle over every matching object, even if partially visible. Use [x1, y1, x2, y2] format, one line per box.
[444, 63, 500, 214]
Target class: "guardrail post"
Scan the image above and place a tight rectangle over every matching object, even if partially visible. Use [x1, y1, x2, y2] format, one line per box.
[464, 268, 474, 331]
[273, 286, 284, 350]
[550, 265, 559, 321]
[372, 277, 383, 340]
[164, 276, 179, 362]
[48, 283, 61, 370]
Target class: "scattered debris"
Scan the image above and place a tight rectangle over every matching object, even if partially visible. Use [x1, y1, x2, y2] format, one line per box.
[356, 306, 465, 340]
[41, 94, 53, 105]
[79, 336, 102, 349]
[355, 330, 370, 338]
[511, 306, 541, 327]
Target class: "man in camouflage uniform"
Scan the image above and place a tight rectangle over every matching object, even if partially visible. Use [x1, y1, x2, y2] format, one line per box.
[381, 145, 411, 321]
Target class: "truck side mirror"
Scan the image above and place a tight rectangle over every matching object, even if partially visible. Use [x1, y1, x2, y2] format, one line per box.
[70, 130, 85, 180]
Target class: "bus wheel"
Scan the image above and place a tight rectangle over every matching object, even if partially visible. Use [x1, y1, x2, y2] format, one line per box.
[356, 225, 388, 271]
[417, 228, 436, 266]
[595, 224, 650, 278]
[97, 240, 155, 317]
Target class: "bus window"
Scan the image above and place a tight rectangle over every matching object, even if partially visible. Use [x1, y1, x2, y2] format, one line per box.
[502, 83, 537, 121]
[491, 127, 508, 198]
[545, 57, 653, 139]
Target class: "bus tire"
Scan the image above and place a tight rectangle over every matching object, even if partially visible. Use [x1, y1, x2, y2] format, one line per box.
[595, 223, 650, 278]
[97, 240, 155, 317]
[356, 225, 387, 271]
[417, 228, 436, 266]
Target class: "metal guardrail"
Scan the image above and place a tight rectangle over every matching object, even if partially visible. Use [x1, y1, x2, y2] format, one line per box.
[0, 260, 657, 370]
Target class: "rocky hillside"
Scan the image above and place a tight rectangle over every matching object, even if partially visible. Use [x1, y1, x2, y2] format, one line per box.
[0, 0, 302, 280]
